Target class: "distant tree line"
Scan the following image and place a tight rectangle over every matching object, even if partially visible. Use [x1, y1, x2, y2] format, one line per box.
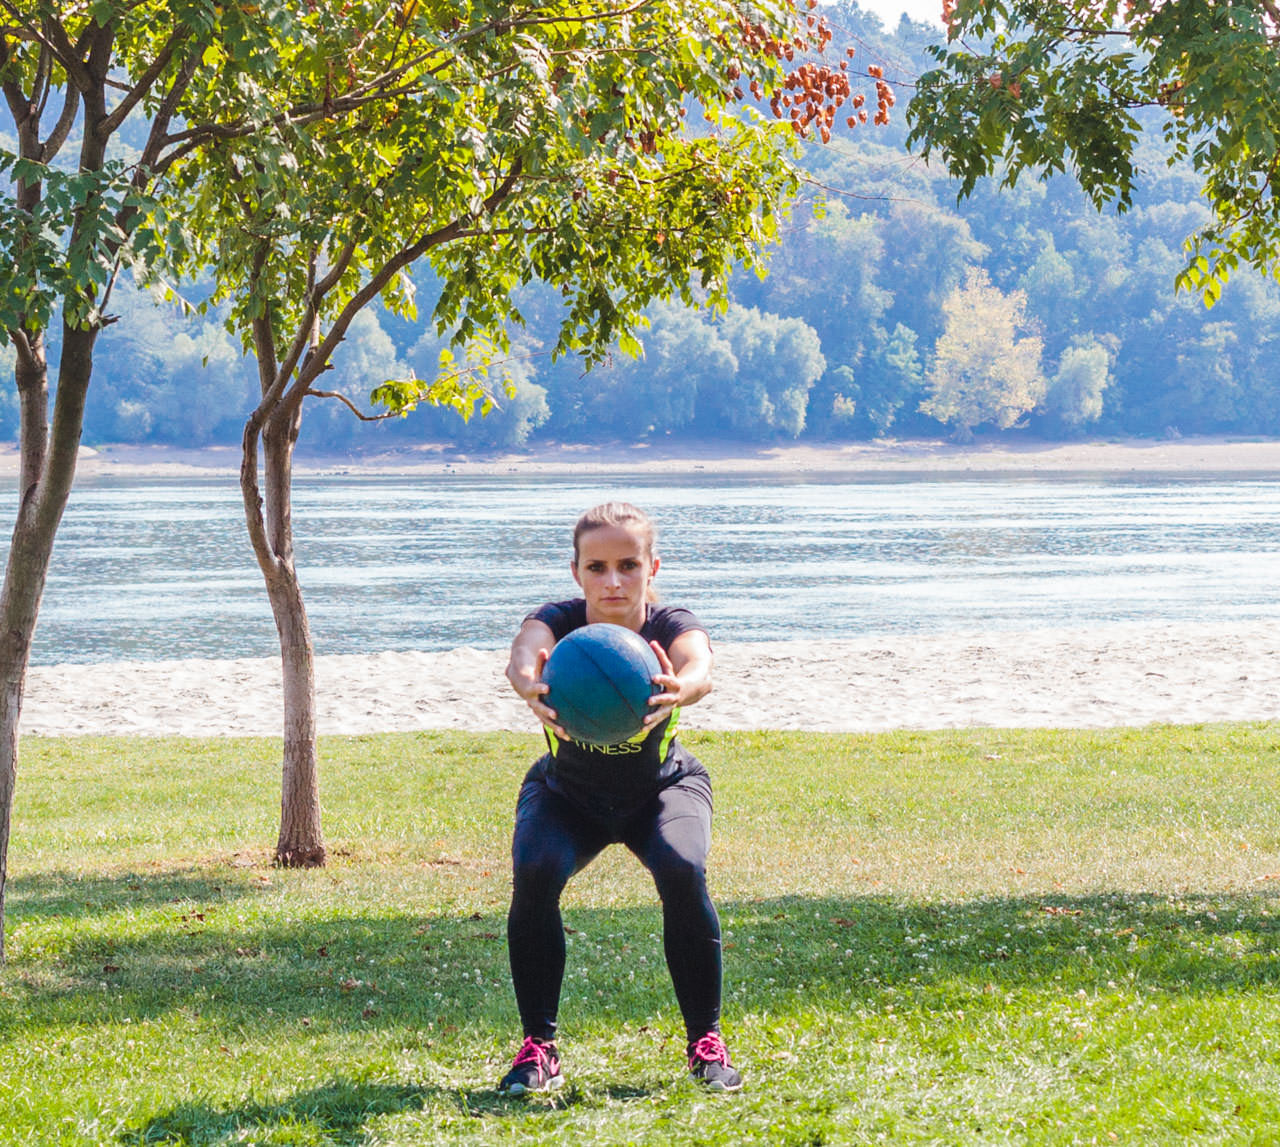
[19, 3, 1280, 453]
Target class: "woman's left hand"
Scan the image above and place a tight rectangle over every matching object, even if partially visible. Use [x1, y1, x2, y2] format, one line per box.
[644, 641, 683, 727]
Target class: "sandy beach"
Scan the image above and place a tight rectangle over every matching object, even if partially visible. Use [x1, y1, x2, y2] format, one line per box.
[20, 620, 1280, 738]
[10, 435, 1280, 737]
[26, 432, 1280, 479]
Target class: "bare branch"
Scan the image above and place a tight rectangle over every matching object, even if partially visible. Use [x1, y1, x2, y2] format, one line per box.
[304, 388, 399, 421]
[8, 327, 35, 374]
[36, 12, 92, 91]
[134, 48, 201, 174]
[1, 33, 35, 131]
[101, 25, 189, 136]
[239, 416, 278, 579]
[39, 82, 80, 162]
[241, 246, 282, 402]
[313, 241, 358, 300]
[29, 26, 52, 118]
[272, 301, 323, 406]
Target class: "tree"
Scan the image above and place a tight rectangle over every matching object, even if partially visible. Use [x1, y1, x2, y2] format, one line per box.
[0, 0, 306, 960]
[161, 1, 878, 865]
[700, 305, 827, 438]
[538, 300, 737, 441]
[920, 266, 1045, 439]
[906, 0, 1280, 303]
[1041, 336, 1112, 432]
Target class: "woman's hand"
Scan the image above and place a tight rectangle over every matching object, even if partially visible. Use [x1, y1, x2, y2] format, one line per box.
[506, 620, 567, 739]
[643, 641, 683, 728]
[644, 629, 714, 728]
[515, 648, 569, 739]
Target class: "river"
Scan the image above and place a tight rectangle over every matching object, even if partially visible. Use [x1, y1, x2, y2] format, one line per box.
[23, 470, 1280, 664]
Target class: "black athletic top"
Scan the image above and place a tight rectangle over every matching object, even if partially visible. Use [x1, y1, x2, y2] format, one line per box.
[525, 598, 707, 813]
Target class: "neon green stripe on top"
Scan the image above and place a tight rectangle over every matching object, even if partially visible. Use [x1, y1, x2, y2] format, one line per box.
[657, 706, 682, 761]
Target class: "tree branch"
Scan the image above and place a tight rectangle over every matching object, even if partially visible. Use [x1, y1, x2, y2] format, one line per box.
[0, 2, 54, 59]
[39, 81, 80, 163]
[101, 25, 189, 136]
[304, 389, 399, 421]
[134, 47, 201, 174]
[313, 240, 358, 300]
[153, 3, 672, 167]
[7, 327, 35, 374]
[1, 34, 35, 130]
[35, 11, 92, 91]
[306, 159, 523, 380]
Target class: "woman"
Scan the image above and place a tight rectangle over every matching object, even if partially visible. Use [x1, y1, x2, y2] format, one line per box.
[499, 502, 741, 1094]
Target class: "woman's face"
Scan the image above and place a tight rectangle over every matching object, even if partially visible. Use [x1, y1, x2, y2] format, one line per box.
[572, 523, 659, 628]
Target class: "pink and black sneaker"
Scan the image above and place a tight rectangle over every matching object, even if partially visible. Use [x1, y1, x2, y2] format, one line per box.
[498, 1036, 564, 1095]
[687, 1031, 742, 1092]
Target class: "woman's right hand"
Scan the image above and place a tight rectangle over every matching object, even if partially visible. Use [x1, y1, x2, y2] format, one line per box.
[509, 644, 567, 739]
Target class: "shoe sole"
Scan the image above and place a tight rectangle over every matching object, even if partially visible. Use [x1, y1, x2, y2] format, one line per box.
[690, 1074, 743, 1093]
[501, 1073, 565, 1096]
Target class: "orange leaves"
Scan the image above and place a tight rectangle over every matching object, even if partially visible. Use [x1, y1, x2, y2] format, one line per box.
[988, 71, 1024, 99]
[783, 59, 854, 140]
[734, 7, 893, 142]
[874, 79, 896, 124]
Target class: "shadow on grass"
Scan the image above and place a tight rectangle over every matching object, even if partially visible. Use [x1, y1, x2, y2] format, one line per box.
[8, 867, 257, 922]
[122, 1078, 654, 1145]
[6, 886, 1280, 1044]
[120, 1080, 427, 1146]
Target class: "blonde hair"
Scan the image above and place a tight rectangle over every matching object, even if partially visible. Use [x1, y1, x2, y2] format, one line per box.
[572, 502, 659, 602]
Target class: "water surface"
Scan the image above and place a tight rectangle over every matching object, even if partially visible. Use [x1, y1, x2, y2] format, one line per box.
[24, 471, 1280, 664]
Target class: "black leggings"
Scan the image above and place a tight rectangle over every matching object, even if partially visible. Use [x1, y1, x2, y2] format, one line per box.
[506, 765, 722, 1044]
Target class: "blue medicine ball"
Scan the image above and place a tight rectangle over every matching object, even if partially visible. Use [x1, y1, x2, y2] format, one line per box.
[542, 623, 662, 745]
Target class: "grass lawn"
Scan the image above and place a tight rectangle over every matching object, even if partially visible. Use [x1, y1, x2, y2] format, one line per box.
[4, 725, 1280, 1144]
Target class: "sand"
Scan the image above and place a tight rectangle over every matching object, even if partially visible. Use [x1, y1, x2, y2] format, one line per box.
[26, 433, 1280, 479]
[11, 435, 1280, 737]
[20, 620, 1280, 737]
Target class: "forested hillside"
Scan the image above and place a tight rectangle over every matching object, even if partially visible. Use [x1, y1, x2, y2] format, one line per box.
[9, 2, 1278, 452]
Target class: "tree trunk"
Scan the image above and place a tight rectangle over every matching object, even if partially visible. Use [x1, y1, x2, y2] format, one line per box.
[244, 395, 326, 868]
[0, 515, 60, 961]
[265, 560, 325, 868]
[0, 325, 93, 960]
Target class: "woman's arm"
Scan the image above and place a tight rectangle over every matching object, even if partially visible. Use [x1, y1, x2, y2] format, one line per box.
[505, 618, 567, 737]
[643, 628, 714, 727]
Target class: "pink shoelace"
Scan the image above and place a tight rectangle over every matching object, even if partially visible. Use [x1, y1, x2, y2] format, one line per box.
[688, 1031, 732, 1068]
[512, 1036, 558, 1081]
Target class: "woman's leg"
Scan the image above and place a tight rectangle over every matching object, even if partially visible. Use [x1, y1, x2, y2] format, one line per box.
[507, 774, 607, 1041]
[624, 769, 721, 1042]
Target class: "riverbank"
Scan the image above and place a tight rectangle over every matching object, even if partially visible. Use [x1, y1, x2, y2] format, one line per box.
[21, 620, 1280, 737]
[7, 434, 1280, 479]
